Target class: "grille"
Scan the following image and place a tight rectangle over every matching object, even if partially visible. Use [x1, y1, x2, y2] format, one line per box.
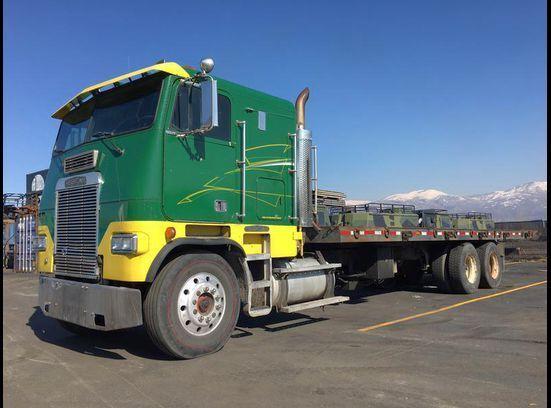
[54, 184, 99, 278]
[64, 150, 98, 174]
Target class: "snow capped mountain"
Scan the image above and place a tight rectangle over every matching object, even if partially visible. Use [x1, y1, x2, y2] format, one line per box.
[345, 199, 372, 206]
[386, 189, 453, 201]
[347, 181, 547, 221]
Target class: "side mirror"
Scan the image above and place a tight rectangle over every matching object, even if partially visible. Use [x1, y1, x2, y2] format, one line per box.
[200, 78, 218, 131]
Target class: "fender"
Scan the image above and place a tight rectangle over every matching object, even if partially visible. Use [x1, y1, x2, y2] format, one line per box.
[145, 237, 247, 282]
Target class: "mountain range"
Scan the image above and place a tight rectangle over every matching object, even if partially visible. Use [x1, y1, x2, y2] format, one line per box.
[345, 181, 547, 222]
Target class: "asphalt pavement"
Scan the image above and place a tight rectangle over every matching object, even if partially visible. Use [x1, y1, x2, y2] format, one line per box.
[3, 261, 547, 408]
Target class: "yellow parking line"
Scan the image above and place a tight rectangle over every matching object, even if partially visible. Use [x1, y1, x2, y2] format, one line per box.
[358, 280, 547, 333]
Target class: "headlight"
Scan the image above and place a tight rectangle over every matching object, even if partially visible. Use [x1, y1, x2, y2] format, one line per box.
[34, 235, 47, 252]
[111, 234, 138, 254]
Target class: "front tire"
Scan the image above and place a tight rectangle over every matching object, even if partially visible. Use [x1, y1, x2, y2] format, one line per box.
[144, 252, 240, 359]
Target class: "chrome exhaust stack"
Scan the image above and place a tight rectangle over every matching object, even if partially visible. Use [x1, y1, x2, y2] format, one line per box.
[294, 88, 312, 227]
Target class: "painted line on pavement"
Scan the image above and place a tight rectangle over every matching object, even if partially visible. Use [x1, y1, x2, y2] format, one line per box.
[358, 280, 547, 333]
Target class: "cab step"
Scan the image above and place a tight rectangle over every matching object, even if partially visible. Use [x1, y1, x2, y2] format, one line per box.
[246, 253, 271, 261]
[247, 306, 272, 317]
[279, 296, 350, 313]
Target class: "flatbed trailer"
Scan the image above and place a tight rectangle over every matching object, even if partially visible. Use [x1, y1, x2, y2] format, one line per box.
[36, 58, 534, 359]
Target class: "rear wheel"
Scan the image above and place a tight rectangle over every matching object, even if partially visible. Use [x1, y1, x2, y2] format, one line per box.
[431, 248, 451, 293]
[477, 242, 502, 289]
[448, 243, 481, 294]
[144, 252, 240, 359]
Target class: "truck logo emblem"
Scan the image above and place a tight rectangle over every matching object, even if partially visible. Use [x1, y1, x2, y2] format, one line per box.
[65, 176, 86, 188]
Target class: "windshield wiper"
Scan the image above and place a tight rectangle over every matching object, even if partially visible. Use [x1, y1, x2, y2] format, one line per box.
[90, 131, 124, 156]
[90, 131, 114, 139]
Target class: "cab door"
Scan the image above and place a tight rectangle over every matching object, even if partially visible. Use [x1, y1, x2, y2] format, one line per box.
[162, 79, 239, 223]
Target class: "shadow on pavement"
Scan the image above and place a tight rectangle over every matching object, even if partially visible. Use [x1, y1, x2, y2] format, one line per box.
[27, 306, 331, 360]
[27, 307, 174, 361]
[26, 275, 453, 361]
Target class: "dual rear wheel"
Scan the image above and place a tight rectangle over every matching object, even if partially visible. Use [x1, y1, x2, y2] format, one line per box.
[431, 242, 502, 294]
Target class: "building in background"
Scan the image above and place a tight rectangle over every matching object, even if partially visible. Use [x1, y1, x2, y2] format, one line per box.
[3, 169, 48, 271]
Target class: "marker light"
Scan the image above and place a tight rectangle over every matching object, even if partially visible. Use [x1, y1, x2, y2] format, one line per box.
[165, 227, 176, 241]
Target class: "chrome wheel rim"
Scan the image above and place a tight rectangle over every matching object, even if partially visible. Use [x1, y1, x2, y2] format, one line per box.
[465, 255, 478, 284]
[489, 253, 499, 280]
[177, 272, 226, 336]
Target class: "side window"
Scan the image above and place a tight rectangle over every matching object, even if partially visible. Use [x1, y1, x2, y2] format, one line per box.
[171, 85, 231, 141]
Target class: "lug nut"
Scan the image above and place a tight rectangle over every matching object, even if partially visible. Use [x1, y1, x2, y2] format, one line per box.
[206, 317, 211, 323]
[198, 316, 204, 322]
[216, 305, 221, 310]
[193, 309, 197, 315]
[212, 313, 217, 318]
[211, 288, 216, 294]
[192, 299, 196, 305]
[196, 291, 201, 296]
[215, 296, 220, 301]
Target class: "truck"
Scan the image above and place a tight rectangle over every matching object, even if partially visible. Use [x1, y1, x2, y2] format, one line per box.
[36, 58, 534, 359]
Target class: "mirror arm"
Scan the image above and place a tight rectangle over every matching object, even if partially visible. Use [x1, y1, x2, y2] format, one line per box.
[166, 127, 212, 139]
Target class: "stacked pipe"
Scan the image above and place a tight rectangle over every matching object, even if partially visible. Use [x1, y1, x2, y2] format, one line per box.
[295, 88, 312, 227]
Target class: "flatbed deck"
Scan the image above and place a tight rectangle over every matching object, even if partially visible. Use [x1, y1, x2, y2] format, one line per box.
[305, 226, 537, 245]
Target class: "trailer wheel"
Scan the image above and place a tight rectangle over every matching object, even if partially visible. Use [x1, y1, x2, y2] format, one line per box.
[448, 243, 481, 294]
[144, 252, 240, 359]
[430, 248, 451, 293]
[477, 242, 502, 289]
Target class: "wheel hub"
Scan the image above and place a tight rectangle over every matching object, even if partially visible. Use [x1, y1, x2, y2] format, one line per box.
[489, 253, 499, 279]
[197, 293, 214, 314]
[177, 272, 226, 336]
[465, 254, 478, 284]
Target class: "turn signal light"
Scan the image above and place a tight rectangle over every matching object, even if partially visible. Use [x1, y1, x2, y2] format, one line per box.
[165, 227, 176, 241]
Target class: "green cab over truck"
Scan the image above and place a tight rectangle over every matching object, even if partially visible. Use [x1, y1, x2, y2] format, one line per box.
[36, 58, 533, 358]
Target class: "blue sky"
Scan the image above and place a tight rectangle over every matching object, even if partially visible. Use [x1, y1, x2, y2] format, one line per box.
[3, 0, 547, 199]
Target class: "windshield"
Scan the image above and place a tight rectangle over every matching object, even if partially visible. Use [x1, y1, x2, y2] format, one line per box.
[54, 74, 164, 152]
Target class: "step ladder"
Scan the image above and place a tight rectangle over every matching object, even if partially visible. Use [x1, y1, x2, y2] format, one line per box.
[242, 246, 350, 316]
[243, 234, 273, 317]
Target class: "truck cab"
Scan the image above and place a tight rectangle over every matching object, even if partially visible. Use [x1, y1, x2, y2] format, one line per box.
[37, 59, 345, 358]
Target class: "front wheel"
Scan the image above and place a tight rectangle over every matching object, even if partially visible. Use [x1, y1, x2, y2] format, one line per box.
[144, 252, 240, 359]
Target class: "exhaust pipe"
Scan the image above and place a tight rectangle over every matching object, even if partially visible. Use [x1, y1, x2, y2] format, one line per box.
[295, 87, 310, 129]
[294, 87, 312, 227]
